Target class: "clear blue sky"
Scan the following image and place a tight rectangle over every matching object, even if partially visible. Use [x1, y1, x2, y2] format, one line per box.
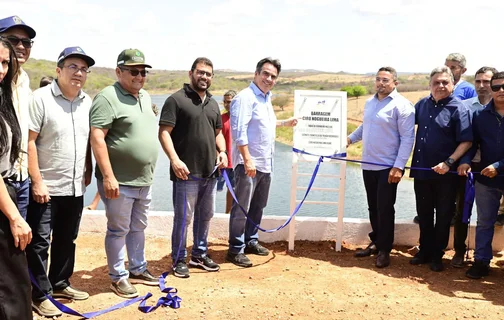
[4, 0, 503, 74]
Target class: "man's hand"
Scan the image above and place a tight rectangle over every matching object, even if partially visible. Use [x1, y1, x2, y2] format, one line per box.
[432, 162, 450, 175]
[171, 159, 190, 180]
[31, 181, 50, 203]
[103, 177, 120, 199]
[10, 215, 32, 251]
[457, 163, 471, 176]
[388, 167, 403, 184]
[481, 165, 498, 178]
[244, 159, 256, 178]
[284, 117, 299, 127]
[217, 152, 228, 169]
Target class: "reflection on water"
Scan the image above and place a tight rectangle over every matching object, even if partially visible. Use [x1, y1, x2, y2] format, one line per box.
[85, 95, 419, 220]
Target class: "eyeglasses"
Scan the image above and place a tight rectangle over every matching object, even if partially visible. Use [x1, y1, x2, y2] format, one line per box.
[491, 84, 504, 92]
[0, 35, 34, 48]
[63, 64, 90, 74]
[120, 67, 148, 77]
[195, 69, 213, 78]
[375, 77, 391, 84]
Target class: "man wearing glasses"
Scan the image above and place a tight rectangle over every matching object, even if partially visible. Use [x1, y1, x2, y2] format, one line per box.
[227, 57, 297, 268]
[348, 67, 415, 268]
[0, 15, 36, 220]
[26, 47, 94, 317]
[90, 49, 159, 298]
[159, 57, 227, 278]
[458, 71, 504, 279]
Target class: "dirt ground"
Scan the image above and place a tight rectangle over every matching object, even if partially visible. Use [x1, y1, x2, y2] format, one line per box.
[33, 233, 504, 320]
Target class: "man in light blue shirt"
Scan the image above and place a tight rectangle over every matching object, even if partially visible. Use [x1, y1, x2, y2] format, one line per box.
[227, 57, 297, 268]
[348, 66, 415, 268]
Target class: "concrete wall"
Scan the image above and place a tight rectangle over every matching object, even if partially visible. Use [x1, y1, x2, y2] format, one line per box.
[81, 211, 504, 251]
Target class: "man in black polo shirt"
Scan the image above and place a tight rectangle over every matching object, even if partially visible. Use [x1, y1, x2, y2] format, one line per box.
[159, 57, 228, 278]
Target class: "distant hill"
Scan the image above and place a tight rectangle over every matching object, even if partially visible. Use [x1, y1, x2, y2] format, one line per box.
[22, 59, 430, 96]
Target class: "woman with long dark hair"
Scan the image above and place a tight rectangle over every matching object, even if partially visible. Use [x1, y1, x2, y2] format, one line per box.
[0, 38, 32, 319]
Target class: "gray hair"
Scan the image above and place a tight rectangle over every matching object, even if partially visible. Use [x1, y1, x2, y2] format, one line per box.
[377, 66, 397, 81]
[446, 53, 467, 68]
[223, 90, 237, 98]
[430, 66, 454, 84]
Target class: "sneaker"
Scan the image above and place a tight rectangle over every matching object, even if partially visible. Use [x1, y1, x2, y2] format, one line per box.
[53, 286, 89, 300]
[450, 252, 465, 268]
[226, 252, 253, 268]
[495, 214, 504, 226]
[110, 279, 138, 298]
[129, 269, 159, 286]
[189, 256, 220, 272]
[466, 260, 490, 279]
[173, 260, 190, 278]
[244, 242, 269, 256]
[32, 299, 62, 317]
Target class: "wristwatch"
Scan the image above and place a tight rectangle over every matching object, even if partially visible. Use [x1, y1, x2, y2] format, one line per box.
[444, 157, 455, 167]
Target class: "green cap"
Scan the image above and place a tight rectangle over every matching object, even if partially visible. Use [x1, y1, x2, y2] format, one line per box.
[117, 49, 152, 68]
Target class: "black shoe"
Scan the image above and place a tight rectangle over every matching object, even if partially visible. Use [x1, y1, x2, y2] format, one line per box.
[189, 256, 220, 272]
[413, 216, 420, 224]
[110, 279, 138, 298]
[495, 214, 504, 226]
[375, 251, 390, 268]
[430, 260, 445, 272]
[450, 252, 465, 268]
[129, 269, 159, 286]
[410, 251, 431, 265]
[173, 260, 190, 278]
[354, 243, 378, 257]
[466, 260, 490, 279]
[226, 252, 253, 268]
[244, 242, 270, 256]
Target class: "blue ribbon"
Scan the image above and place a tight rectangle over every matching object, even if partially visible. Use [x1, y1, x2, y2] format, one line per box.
[462, 172, 475, 224]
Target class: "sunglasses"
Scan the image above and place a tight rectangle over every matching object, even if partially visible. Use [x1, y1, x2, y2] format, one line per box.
[1, 35, 34, 48]
[491, 84, 504, 92]
[120, 67, 148, 77]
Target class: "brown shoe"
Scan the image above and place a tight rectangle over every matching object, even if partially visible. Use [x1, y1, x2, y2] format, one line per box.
[375, 251, 390, 268]
[32, 299, 62, 317]
[354, 243, 378, 257]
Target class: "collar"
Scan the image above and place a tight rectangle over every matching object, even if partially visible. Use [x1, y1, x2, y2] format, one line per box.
[51, 80, 85, 101]
[114, 81, 143, 99]
[12, 68, 29, 89]
[249, 81, 270, 98]
[454, 79, 465, 91]
[429, 93, 454, 105]
[374, 88, 398, 100]
[183, 83, 212, 100]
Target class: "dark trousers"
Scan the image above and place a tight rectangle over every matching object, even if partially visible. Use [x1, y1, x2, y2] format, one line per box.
[362, 169, 398, 253]
[26, 195, 83, 301]
[414, 178, 458, 260]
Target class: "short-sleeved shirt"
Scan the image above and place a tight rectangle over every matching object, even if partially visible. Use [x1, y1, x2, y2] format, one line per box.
[410, 94, 473, 180]
[159, 84, 222, 181]
[221, 111, 232, 168]
[90, 82, 158, 186]
[29, 80, 91, 196]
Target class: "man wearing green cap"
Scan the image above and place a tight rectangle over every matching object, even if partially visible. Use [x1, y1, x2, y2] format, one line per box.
[90, 49, 159, 298]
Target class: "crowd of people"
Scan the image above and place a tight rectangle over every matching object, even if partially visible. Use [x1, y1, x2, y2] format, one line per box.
[1, 13, 504, 320]
[349, 54, 504, 280]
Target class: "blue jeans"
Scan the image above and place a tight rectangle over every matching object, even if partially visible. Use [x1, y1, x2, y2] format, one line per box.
[8, 178, 30, 219]
[229, 165, 271, 254]
[171, 179, 217, 261]
[474, 181, 503, 265]
[98, 183, 151, 282]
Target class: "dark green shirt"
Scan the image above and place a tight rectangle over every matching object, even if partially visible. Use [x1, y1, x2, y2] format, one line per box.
[90, 82, 158, 186]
